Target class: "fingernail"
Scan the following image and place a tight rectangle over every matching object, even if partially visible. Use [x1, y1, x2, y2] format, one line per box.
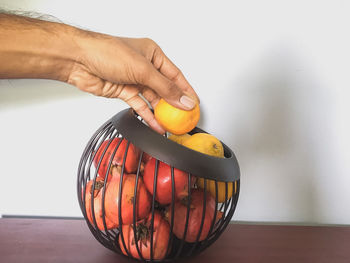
[180, 95, 196, 109]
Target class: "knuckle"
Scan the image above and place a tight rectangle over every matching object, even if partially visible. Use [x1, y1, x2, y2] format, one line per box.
[152, 47, 165, 69]
[143, 37, 158, 48]
[111, 84, 124, 98]
[136, 102, 149, 113]
[170, 70, 182, 82]
[143, 38, 162, 62]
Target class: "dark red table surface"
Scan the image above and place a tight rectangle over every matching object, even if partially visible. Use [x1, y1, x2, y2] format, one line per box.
[0, 218, 349, 263]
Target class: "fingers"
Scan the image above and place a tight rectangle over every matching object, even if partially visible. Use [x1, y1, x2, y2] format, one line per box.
[139, 62, 197, 111]
[120, 86, 165, 134]
[151, 47, 200, 104]
[120, 37, 199, 105]
[141, 87, 160, 109]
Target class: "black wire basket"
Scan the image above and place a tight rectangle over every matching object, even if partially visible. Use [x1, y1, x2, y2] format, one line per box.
[77, 108, 240, 262]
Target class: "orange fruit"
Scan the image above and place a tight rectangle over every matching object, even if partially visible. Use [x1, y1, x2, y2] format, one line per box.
[168, 133, 191, 144]
[154, 99, 200, 135]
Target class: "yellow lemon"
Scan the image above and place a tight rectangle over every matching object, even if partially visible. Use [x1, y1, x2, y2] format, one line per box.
[182, 133, 224, 157]
[183, 132, 236, 202]
[197, 179, 237, 203]
[168, 133, 191, 145]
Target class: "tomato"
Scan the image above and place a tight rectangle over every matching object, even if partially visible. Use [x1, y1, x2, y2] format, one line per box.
[166, 189, 220, 242]
[84, 178, 117, 230]
[119, 211, 170, 260]
[104, 173, 151, 226]
[143, 158, 196, 205]
[93, 138, 141, 178]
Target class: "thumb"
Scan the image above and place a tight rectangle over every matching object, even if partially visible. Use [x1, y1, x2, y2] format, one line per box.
[141, 64, 197, 110]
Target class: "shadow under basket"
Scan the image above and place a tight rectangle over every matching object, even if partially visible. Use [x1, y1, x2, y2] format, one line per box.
[77, 108, 240, 262]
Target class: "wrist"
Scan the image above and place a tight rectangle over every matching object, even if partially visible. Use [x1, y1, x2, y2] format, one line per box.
[51, 22, 83, 82]
[70, 28, 125, 79]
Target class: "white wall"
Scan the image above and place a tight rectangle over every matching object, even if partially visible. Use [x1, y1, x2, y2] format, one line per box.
[0, 0, 349, 224]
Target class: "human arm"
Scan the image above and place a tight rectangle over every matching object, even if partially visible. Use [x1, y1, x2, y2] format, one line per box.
[0, 13, 199, 133]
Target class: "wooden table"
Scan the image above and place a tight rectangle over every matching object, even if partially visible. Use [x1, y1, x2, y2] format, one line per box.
[0, 218, 349, 263]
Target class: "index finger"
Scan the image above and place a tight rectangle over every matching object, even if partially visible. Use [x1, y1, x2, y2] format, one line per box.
[124, 92, 166, 135]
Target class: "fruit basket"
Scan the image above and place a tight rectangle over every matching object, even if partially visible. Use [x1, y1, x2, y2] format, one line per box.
[77, 108, 240, 262]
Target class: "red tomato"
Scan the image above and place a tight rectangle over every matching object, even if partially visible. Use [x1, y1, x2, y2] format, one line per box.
[143, 158, 196, 205]
[84, 178, 117, 230]
[167, 189, 219, 242]
[104, 173, 151, 226]
[93, 138, 141, 178]
[119, 211, 170, 260]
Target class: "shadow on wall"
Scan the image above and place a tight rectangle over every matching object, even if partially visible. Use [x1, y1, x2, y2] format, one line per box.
[228, 48, 328, 223]
[0, 79, 84, 109]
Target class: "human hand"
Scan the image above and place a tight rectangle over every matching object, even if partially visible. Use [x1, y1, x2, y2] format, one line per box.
[0, 14, 198, 134]
[68, 33, 199, 134]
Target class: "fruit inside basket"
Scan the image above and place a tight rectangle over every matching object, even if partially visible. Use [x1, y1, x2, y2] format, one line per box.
[77, 107, 240, 262]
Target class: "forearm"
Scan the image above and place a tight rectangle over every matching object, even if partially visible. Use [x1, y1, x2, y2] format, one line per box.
[0, 13, 80, 82]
